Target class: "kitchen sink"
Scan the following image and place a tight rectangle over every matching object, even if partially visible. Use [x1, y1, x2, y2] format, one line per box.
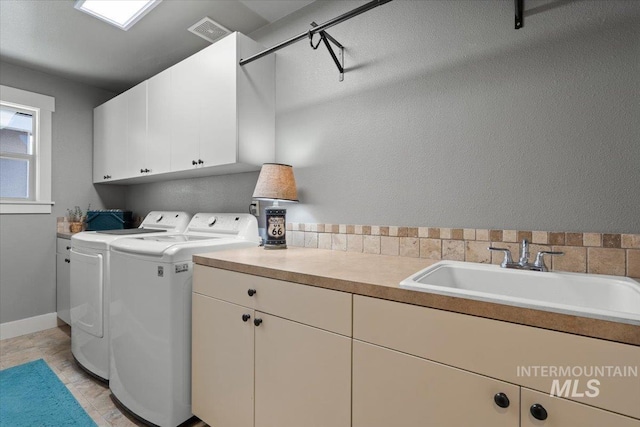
[399, 261, 640, 325]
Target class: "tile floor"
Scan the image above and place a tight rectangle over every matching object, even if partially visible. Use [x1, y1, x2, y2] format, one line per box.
[0, 324, 208, 427]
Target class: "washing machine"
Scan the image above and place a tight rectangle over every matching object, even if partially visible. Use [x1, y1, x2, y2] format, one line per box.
[69, 211, 192, 381]
[109, 213, 260, 427]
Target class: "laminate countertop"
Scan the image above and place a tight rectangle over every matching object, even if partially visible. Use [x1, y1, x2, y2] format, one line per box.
[194, 247, 640, 346]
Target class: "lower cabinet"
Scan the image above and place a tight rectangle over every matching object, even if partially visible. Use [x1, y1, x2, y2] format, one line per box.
[192, 267, 352, 427]
[55, 237, 71, 325]
[352, 340, 520, 427]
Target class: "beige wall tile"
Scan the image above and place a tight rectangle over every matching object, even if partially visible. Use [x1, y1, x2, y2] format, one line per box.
[463, 228, 476, 240]
[407, 227, 419, 238]
[442, 240, 464, 261]
[550, 246, 586, 273]
[420, 238, 441, 259]
[532, 231, 549, 244]
[490, 229, 503, 242]
[318, 233, 332, 250]
[355, 225, 363, 235]
[566, 233, 583, 246]
[292, 231, 305, 247]
[465, 241, 491, 263]
[399, 237, 419, 258]
[362, 225, 371, 235]
[502, 230, 517, 242]
[286, 223, 293, 231]
[440, 228, 452, 239]
[476, 229, 490, 241]
[363, 236, 381, 254]
[602, 234, 621, 248]
[397, 227, 408, 237]
[380, 226, 390, 236]
[549, 232, 565, 245]
[587, 248, 625, 276]
[346, 225, 355, 234]
[304, 232, 318, 248]
[304, 223, 313, 232]
[418, 227, 429, 238]
[583, 233, 601, 247]
[371, 226, 380, 236]
[347, 234, 363, 252]
[517, 231, 532, 242]
[388, 226, 399, 237]
[428, 228, 440, 239]
[332, 234, 347, 251]
[381, 236, 399, 256]
[627, 250, 640, 278]
[622, 234, 640, 249]
[316, 224, 325, 233]
[339, 224, 347, 234]
[451, 228, 464, 240]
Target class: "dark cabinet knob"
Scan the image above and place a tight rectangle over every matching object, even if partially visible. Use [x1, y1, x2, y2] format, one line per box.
[198, 159, 204, 164]
[247, 289, 257, 297]
[64, 258, 70, 263]
[66, 246, 71, 250]
[494, 393, 510, 408]
[192, 160, 197, 165]
[140, 169, 144, 173]
[530, 404, 548, 420]
[254, 318, 262, 327]
[242, 314, 251, 322]
[145, 168, 150, 173]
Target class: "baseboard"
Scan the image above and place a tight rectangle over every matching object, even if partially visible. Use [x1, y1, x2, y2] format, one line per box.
[0, 312, 59, 340]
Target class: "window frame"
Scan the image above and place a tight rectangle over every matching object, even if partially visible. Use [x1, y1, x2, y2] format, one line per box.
[1, 103, 37, 201]
[0, 85, 55, 214]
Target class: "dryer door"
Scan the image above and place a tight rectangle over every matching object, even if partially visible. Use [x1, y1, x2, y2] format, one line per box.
[70, 249, 104, 338]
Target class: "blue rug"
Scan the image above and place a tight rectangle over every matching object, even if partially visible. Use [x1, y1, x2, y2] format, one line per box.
[0, 359, 97, 426]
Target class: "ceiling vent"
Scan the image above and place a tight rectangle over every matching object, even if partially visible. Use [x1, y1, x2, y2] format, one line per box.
[188, 17, 231, 43]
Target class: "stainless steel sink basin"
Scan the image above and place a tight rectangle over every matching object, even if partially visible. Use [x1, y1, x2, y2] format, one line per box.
[400, 261, 640, 325]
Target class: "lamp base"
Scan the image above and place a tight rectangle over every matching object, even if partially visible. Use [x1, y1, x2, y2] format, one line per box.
[264, 207, 287, 249]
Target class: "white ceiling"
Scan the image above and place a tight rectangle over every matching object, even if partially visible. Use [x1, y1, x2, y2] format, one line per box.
[0, 0, 315, 93]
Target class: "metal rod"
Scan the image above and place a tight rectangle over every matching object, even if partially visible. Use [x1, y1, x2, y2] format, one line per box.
[515, 0, 524, 29]
[320, 32, 344, 74]
[239, 0, 393, 66]
[311, 22, 343, 49]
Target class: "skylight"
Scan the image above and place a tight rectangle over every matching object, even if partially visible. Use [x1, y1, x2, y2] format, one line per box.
[74, 0, 162, 31]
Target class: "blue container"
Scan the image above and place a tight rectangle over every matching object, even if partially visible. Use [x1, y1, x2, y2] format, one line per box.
[85, 210, 133, 231]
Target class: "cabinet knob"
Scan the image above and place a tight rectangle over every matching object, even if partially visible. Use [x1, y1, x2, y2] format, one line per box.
[66, 246, 71, 250]
[254, 318, 263, 327]
[64, 258, 70, 263]
[242, 314, 251, 322]
[192, 160, 198, 166]
[198, 159, 204, 165]
[144, 168, 151, 173]
[530, 404, 548, 420]
[140, 169, 145, 173]
[494, 393, 510, 408]
[247, 289, 257, 297]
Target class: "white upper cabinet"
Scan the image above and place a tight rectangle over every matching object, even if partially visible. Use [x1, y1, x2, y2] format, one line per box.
[93, 32, 274, 184]
[93, 91, 127, 182]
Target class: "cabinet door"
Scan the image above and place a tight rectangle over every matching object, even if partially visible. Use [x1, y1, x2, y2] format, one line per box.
[56, 251, 71, 325]
[94, 92, 127, 181]
[352, 340, 520, 427]
[254, 312, 351, 427]
[521, 388, 640, 427]
[192, 294, 254, 427]
[126, 81, 147, 177]
[170, 54, 201, 171]
[147, 69, 172, 175]
[197, 33, 237, 167]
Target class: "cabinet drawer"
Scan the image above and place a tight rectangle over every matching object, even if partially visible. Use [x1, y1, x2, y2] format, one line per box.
[57, 237, 71, 254]
[194, 265, 352, 336]
[353, 295, 640, 419]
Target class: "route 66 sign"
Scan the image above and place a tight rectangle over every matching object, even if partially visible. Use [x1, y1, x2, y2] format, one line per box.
[265, 207, 287, 249]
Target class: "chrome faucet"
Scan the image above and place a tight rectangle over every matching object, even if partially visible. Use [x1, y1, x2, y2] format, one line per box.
[488, 239, 563, 272]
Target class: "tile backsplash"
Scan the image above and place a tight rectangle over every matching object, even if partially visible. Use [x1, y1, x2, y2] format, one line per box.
[286, 223, 640, 279]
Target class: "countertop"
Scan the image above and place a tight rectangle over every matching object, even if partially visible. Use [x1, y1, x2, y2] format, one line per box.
[57, 231, 75, 239]
[194, 247, 640, 346]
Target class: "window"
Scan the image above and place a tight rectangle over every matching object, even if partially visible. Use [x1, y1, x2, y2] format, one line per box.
[0, 85, 55, 214]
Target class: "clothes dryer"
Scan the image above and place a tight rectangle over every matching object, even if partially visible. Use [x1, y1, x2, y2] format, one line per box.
[109, 213, 260, 427]
[69, 211, 191, 381]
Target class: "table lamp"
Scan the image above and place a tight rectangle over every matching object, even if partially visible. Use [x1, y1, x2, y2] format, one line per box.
[252, 163, 298, 249]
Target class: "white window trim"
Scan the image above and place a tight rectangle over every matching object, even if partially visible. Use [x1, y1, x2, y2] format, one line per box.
[0, 85, 55, 214]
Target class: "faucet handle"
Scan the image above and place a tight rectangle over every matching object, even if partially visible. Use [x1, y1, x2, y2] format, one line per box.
[488, 247, 515, 268]
[533, 251, 564, 271]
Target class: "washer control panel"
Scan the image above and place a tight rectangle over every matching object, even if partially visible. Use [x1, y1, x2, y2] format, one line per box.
[141, 211, 192, 231]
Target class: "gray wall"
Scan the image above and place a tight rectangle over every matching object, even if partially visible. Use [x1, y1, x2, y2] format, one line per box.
[248, 0, 640, 233]
[0, 61, 124, 323]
